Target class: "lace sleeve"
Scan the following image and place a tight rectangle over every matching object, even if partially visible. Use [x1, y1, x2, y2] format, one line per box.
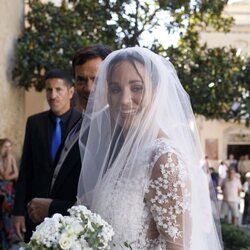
[145, 149, 191, 250]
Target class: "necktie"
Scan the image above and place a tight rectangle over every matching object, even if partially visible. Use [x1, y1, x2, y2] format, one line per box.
[51, 117, 61, 160]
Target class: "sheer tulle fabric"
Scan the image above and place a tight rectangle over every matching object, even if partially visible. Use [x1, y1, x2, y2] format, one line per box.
[77, 47, 223, 249]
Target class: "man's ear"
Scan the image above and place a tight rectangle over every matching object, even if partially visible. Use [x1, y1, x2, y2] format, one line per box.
[69, 86, 75, 99]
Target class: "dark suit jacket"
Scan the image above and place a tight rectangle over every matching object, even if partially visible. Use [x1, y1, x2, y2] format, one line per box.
[48, 109, 119, 217]
[13, 108, 81, 240]
[48, 117, 83, 216]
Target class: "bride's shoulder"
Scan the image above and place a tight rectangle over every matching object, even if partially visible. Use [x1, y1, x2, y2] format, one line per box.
[152, 130, 175, 156]
[152, 137, 172, 153]
[151, 138, 176, 165]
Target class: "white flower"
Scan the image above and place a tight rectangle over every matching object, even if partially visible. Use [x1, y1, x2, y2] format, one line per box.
[30, 216, 61, 247]
[24, 204, 114, 250]
[58, 232, 75, 249]
[168, 225, 179, 239]
[69, 205, 92, 218]
[52, 213, 64, 220]
[61, 216, 82, 236]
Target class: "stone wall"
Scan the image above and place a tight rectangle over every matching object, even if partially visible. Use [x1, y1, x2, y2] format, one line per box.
[196, 116, 250, 169]
[200, 1, 250, 55]
[0, 1, 25, 159]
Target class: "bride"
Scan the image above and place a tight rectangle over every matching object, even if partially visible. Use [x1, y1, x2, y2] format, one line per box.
[77, 47, 223, 249]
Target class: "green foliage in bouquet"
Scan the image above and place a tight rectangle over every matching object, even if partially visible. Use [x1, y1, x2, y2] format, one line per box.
[19, 205, 114, 250]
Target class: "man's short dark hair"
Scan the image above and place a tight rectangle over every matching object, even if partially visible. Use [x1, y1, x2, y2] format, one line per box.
[45, 69, 73, 87]
[72, 44, 112, 74]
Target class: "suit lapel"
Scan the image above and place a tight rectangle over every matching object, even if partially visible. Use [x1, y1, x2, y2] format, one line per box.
[50, 108, 81, 165]
[65, 109, 82, 139]
[50, 138, 80, 195]
[50, 110, 82, 194]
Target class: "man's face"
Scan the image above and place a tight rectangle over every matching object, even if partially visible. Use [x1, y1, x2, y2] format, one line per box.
[228, 169, 235, 179]
[45, 78, 74, 116]
[74, 57, 103, 105]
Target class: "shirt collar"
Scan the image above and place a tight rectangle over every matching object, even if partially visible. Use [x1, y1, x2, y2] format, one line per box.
[49, 108, 73, 124]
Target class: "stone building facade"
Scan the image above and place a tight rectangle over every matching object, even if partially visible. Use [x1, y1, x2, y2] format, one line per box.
[0, 1, 25, 158]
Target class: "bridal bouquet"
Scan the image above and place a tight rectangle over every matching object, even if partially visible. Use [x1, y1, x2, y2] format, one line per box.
[20, 205, 114, 250]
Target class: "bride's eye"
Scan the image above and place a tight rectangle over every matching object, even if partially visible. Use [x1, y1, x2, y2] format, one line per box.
[109, 85, 121, 94]
[131, 85, 144, 93]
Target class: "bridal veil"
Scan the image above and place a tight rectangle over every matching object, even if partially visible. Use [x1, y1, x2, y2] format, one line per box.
[77, 47, 223, 249]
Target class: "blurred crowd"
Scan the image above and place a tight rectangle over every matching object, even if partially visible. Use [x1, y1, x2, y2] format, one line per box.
[203, 154, 250, 227]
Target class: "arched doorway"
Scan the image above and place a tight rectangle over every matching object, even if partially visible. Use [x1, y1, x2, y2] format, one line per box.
[223, 127, 250, 160]
[227, 144, 250, 160]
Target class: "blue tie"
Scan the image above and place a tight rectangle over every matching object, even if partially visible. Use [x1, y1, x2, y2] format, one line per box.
[51, 117, 61, 160]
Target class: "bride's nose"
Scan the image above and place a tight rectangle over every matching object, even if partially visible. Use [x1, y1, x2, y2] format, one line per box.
[120, 88, 132, 107]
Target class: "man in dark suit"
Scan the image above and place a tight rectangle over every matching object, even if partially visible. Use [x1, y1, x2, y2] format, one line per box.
[21, 45, 111, 238]
[13, 69, 81, 242]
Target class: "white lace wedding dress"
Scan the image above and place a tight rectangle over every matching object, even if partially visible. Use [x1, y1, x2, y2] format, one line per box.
[78, 47, 223, 250]
[91, 138, 191, 250]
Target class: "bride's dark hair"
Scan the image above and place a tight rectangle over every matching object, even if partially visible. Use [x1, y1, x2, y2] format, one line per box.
[107, 50, 159, 87]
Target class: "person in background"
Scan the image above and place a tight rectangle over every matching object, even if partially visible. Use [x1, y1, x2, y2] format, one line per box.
[201, 155, 211, 174]
[13, 69, 81, 242]
[73, 45, 111, 112]
[218, 161, 228, 186]
[22, 45, 112, 231]
[209, 167, 219, 196]
[242, 172, 250, 226]
[242, 155, 250, 177]
[221, 167, 242, 225]
[245, 155, 250, 170]
[0, 138, 18, 249]
[226, 154, 238, 172]
[238, 155, 246, 184]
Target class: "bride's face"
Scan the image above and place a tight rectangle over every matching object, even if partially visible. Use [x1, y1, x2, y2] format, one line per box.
[107, 60, 150, 132]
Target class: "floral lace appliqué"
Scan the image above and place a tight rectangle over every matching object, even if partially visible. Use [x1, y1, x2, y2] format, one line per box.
[145, 139, 190, 245]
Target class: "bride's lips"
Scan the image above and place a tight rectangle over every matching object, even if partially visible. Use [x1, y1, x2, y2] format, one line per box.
[118, 109, 139, 119]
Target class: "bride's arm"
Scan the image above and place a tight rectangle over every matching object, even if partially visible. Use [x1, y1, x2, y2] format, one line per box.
[145, 151, 191, 250]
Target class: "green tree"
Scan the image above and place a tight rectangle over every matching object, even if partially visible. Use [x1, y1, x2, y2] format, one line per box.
[13, 0, 117, 91]
[13, 0, 232, 90]
[167, 39, 250, 123]
[13, 0, 250, 124]
[165, 1, 250, 124]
